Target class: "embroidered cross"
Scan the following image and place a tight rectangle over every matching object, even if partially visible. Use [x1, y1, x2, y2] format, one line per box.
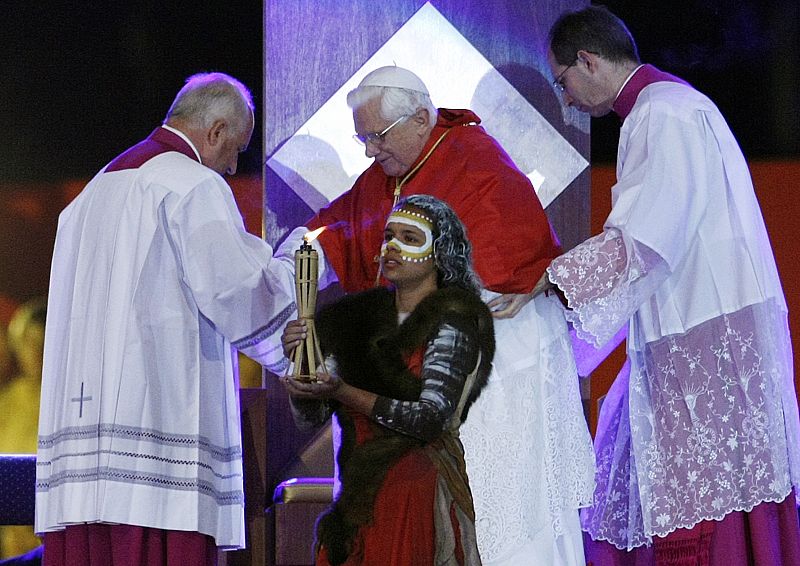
[70, 382, 93, 418]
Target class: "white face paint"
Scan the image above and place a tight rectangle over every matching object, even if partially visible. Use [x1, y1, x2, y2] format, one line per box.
[380, 209, 434, 263]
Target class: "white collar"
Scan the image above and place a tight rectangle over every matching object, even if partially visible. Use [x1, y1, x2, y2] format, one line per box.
[160, 125, 202, 164]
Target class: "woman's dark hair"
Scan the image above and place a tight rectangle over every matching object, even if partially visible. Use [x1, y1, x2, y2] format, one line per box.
[396, 194, 482, 296]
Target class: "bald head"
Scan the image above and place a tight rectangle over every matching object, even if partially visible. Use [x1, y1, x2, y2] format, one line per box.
[164, 72, 254, 176]
[165, 72, 253, 135]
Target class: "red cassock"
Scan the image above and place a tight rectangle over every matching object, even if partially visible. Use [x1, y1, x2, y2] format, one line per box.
[308, 109, 560, 294]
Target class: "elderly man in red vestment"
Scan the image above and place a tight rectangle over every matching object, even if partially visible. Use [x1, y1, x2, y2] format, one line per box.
[271, 66, 595, 565]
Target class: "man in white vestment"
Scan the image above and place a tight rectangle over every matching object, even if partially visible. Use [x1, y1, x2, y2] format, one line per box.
[542, 6, 800, 565]
[35, 73, 294, 566]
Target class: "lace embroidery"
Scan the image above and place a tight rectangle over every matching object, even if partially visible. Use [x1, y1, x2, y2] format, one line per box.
[582, 301, 800, 549]
[547, 229, 658, 348]
[460, 309, 594, 560]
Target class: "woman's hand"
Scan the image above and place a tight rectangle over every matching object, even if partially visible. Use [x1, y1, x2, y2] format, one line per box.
[281, 319, 307, 358]
[280, 366, 341, 400]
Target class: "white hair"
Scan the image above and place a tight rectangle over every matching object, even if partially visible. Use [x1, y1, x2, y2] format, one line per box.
[164, 72, 254, 134]
[347, 85, 437, 128]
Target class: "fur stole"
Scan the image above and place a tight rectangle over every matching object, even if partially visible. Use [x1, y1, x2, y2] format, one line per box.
[314, 286, 494, 564]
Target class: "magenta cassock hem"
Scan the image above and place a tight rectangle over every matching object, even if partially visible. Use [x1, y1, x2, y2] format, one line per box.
[584, 491, 800, 566]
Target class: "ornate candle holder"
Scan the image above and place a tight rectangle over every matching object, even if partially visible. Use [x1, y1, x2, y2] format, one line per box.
[291, 229, 328, 382]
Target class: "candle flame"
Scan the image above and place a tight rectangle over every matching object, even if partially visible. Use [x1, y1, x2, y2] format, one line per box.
[304, 226, 326, 243]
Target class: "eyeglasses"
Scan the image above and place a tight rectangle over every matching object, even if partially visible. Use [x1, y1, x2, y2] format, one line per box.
[552, 60, 577, 93]
[353, 115, 408, 146]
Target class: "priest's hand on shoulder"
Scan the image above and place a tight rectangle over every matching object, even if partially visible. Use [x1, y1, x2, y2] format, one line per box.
[487, 292, 534, 319]
[488, 272, 557, 318]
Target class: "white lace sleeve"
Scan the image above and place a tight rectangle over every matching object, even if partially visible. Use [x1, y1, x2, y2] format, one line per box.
[547, 228, 668, 347]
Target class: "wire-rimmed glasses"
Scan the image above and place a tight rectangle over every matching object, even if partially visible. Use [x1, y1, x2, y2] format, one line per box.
[552, 60, 577, 93]
[353, 115, 408, 146]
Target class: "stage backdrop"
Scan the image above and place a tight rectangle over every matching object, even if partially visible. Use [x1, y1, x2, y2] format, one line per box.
[263, 0, 590, 502]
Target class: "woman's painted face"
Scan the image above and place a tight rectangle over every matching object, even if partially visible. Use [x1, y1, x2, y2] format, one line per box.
[381, 208, 434, 263]
[380, 207, 437, 286]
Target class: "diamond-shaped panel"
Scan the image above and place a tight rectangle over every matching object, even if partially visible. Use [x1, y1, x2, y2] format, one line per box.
[267, 2, 587, 210]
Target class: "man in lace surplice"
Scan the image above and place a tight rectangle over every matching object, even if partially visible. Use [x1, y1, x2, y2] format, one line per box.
[542, 6, 800, 565]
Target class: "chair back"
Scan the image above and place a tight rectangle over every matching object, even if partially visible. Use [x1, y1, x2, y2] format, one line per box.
[0, 454, 36, 525]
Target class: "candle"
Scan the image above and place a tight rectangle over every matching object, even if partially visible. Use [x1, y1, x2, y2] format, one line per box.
[291, 229, 327, 382]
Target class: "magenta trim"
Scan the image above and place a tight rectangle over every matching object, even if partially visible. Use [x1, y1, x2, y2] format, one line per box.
[613, 64, 690, 120]
[106, 127, 198, 172]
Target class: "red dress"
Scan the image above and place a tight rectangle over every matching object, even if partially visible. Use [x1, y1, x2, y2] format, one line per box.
[317, 349, 475, 566]
[310, 287, 493, 566]
[317, 415, 449, 566]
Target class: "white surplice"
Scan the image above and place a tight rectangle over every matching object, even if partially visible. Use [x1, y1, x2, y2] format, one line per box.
[460, 290, 595, 566]
[548, 80, 800, 549]
[36, 130, 295, 549]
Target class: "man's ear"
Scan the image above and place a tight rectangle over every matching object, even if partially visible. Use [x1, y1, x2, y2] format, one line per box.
[413, 108, 430, 131]
[576, 49, 599, 72]
[207, 119, 227, 146]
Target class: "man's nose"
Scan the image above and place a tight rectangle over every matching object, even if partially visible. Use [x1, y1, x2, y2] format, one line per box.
[227, 159, 238, 176]
[364, 139, 381, 158]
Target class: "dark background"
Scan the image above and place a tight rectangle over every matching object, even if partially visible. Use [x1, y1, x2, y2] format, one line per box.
[593, 1, 799, 163]
[1, 1, 264, 182]
[1, 1, 797, 184]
